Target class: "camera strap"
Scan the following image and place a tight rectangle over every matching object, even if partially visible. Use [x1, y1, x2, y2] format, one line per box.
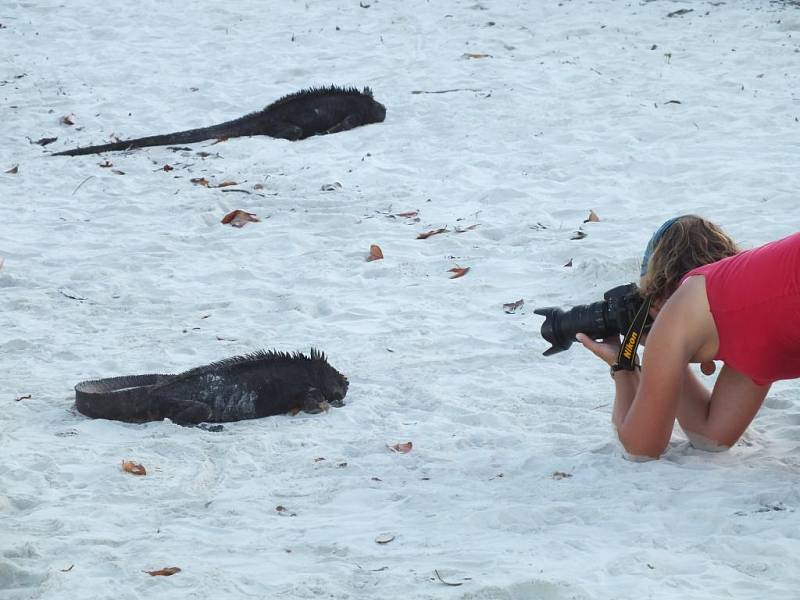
[613, 296, 652, 371]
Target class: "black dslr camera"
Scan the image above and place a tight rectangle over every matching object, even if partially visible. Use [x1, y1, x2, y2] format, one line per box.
[534, 283, 652, 356]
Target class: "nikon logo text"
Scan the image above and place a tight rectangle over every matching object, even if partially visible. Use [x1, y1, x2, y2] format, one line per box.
[623, 332, 638, 360]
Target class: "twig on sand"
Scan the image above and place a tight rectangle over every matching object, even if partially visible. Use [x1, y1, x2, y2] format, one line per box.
[58, 289, 87, 301]
[434, 569, 463, 586]
[71, 175, 95, 196]
[411, 88, 483, 95]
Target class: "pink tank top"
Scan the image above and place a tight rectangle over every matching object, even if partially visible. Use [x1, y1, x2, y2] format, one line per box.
[683, 232, 800, 385]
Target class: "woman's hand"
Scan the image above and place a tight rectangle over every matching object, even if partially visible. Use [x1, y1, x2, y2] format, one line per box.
[575, 333, 621, 367]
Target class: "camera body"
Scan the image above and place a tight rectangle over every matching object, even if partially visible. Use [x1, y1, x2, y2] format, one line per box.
[534, 283, 649, 356]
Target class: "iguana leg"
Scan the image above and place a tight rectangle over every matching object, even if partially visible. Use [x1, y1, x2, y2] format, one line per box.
[198, 423, 225, 432]
[301, 388, 330, 414]
[163, 399, 213, 425]
[270, 124, 304, 141]
[325, 115, 361, 135]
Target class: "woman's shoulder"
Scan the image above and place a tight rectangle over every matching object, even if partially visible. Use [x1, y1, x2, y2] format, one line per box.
[660, 276, 718, 357]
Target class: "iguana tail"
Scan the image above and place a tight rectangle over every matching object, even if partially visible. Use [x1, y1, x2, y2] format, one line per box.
[74, 374, 176, 422]
[52, 113, 264, 156]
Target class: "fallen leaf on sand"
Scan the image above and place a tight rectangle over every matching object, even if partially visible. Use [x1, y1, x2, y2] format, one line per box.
[121, 461, 146, 476]
[396, 210, 419, 218]
[221, 210, 260, 228]
[503, 299, 524, 313]
[462, 52, 491, 59]
[417, 227, 447, 240]
[190, 177, 210, 187]
[146, 567, 181, 577]
[389, 441, 413, 453]
[60, 114, 75, 126]
[448, 266, 470, 279]
[215, 180, 238, 188]
[584, 210, 600, 223]
[367, 244, 384, 262]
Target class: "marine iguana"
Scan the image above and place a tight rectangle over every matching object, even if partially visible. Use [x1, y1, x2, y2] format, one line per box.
[53, 85, 386, 156]
[74, 348, 349, 425]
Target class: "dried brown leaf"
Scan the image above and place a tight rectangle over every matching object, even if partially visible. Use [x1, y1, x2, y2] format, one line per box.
[121, 460, 146, 476]
[396, 211, 419, 218]
[390, 441, 413, 453]
[502, 299, 524, 313]
[162, 164, 174, 172]
[221, 209, 260, 228]
[448, 266, 470, 279]
[190, 177, 210, 187]
[60, 114, 75, 126]
[367, 244, 384, 262]
[146, 567, 181, 577]
[462, 52, 491, 59]
[417, 227, 448, 240]
[584, 210, 600, 223]
[214, 180, 238, 188]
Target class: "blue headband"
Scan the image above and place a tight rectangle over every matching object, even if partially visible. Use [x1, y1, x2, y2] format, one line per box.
[640, 216, 683, 276]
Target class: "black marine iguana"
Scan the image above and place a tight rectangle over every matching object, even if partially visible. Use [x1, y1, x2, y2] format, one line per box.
[74, 348, 349, 425]
[53, 85, 386, 156]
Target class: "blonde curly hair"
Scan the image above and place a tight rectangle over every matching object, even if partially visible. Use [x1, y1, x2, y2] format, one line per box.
[639, 215, 740, 303]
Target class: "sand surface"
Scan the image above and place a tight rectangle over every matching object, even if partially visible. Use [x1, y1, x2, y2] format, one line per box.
[2, 1, 800, 598]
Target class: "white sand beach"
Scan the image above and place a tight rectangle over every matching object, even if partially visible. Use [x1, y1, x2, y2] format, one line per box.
[2, 1, 800, 598]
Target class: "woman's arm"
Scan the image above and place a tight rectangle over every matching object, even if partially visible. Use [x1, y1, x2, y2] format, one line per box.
[678, 364, 769, 449]
[579, 277, 768, 458]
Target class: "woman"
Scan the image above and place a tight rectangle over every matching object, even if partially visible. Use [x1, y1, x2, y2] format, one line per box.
[577, 215, 800, 458]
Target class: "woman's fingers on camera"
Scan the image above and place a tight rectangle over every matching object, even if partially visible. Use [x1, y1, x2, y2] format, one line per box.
[576, 333, 618, 365]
